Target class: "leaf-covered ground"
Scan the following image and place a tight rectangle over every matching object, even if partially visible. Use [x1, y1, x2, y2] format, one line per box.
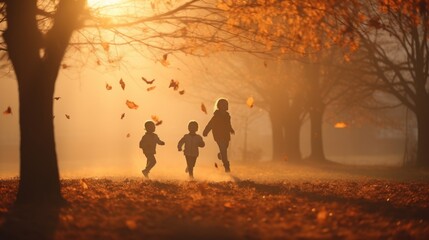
[1, 162, 429, 239]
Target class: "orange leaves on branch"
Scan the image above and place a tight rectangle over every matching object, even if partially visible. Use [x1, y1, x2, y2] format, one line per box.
[151, 115, 163, 126]
[147, 86, 156, 91]
[126, 100, 138, 110]
[3, 106, 12, 115]
[201, 103, 207, 114]
[106, 83, 112, 90]
[246, 97, 254, 108]
[119, 78, 125, 90]
[169, 79, 179, 90]
[142, 77, 155, 84]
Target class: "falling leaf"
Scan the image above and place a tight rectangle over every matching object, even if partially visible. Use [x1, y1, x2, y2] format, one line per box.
[121, 113, 125, 119]
[106, 83, 112, 90]
[3, 106, 12, 115]
[126, 100, 138, 110]
[61, 64, 69, 69]
[201, 103, 207, 114]
[126, 220, 137, 230]
[80, 179, 88, 190]
[169, 79, 179, 90]
[65, 114, 70, 119]
[284, 155, 288, 162]
[151, 115, 163, 126]
[263, 61, 267, 67]
[126, 133, 131, 138]
[214, 163, 218, 168]
[334, 122, 347, 128]
[142, 77, 155, 84]
[54, 97, 61, 101]
[119, 78, 125, 90]
[147, 86, 156, 91]
[96, 59, 101, 65]
[246, 97, 254, 108]
[160, 53, 170, 67]
[179, 90, 185, 95]
[101, 42, 110, 52]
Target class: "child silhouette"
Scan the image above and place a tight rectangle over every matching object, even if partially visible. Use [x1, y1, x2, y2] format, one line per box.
[139, 120, 165, 178]
[178, 121, 205, 179]
[203, 98, 235, 172]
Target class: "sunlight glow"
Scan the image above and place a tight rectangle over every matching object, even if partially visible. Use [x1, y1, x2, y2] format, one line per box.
[87, 0, 123, 8]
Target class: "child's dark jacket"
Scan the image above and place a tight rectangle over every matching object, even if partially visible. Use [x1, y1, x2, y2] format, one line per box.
[203, 110, 234, 143]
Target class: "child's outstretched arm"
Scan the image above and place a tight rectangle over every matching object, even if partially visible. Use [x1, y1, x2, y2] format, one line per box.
[202, 118, 214, 137]
[156, 135, 165, 145]
[177, 136, 185, 151]
[198, 136, 205, 148]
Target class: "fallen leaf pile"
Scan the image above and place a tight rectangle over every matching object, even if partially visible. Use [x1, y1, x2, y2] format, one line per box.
[1, 163, 429, 239]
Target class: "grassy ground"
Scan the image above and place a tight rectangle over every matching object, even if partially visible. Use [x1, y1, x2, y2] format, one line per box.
[1, 161, 429, 239]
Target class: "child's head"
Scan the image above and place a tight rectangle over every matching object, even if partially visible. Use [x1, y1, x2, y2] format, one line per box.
[216, 98, 229, 111]
[145, 120, 156, 133]
[188, 121, 198, 133]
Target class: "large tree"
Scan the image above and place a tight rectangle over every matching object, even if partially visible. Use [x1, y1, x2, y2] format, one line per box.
[342, 0, 429, 166]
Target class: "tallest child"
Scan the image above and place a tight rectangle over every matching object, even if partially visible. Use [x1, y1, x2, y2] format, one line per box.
[203, 98, 235, 172]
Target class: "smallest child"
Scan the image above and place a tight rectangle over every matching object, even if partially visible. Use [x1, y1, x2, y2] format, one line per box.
[139, 120, 165, 178]
[178, 121, 205, 179]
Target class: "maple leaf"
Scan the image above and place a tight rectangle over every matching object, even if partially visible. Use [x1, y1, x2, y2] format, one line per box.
[142, 77, 155, 84]
[126, 100, 138, 109]
[121, 113, 125, 119]
[3, 106, 12, 115]
[201, 103, 207, 114]
[169, 79, 179, 90]
[119, 78, 125, 90]
[106, 83, 112, 90]
[54, 97, 61, 101]
[147, 86, 156, 91]
[179, 90, 185, 95]
[246, 97, 254, 108]
[65, 114, 70, 119]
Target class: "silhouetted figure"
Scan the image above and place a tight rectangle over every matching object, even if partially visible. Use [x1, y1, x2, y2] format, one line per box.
[139, 120, 165, 178]
[203, 98, 235, 172]
[178, 121, 205, 179]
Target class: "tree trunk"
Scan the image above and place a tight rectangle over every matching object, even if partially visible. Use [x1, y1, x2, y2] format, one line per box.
[283, 112, 301, 161]
[269, 110, 286, 161]
[416, 105, 429, 167]
[308, 106, 326, 161]
[3, 0, 85, 204]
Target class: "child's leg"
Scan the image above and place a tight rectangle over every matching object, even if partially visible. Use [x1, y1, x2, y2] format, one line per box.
[216, 141, 230, 172]
[144, 154, 157, 173]
[185, 156, 197, 177]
